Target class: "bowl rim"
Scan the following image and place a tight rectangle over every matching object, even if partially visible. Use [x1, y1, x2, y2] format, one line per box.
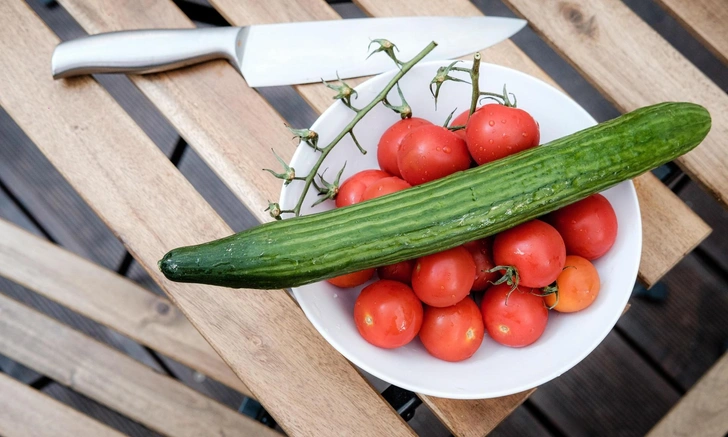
[284, 60, 642, 399]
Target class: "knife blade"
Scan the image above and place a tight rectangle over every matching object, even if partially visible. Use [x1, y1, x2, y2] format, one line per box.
[51, 16, 526, 87]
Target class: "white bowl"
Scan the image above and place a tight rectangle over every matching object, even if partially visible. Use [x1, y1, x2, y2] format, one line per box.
[280, 60, 641, 399]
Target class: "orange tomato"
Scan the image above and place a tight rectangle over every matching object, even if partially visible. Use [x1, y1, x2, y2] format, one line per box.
[543, 255, 600, 312]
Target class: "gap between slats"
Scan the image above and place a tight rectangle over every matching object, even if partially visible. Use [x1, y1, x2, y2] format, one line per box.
[0, 372, 125, 437]
[0, 292, 278, 437]
[0, 217, 253, 397]
[647, 352, 728, 437]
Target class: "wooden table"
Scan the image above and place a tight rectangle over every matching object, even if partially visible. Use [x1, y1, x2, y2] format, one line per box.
[0, 0, 725, 435]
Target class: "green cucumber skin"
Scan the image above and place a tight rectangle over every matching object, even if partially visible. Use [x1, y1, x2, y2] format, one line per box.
[159, 102, 711, 289]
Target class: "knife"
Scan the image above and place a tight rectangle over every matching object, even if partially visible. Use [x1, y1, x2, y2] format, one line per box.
[51, 16, 526, 87]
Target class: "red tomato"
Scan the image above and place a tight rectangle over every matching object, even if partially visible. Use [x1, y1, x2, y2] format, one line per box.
[493, 220, 566, 288]
[450, 109, 472, 141]
[336, 169, 391, 207]
[543, 255, 600, 312]
[397, 125, 471, 186]
[419, 297, 484, 362]
[361, 176, 411, 201]
[354, 279, 423, 349]
[463, 238, 499, 292]
[465, 103, 539, 165]
[546, 194, 618, 260]
[377, 117, 432, 177]
[481, 283, 548, 347]
[377, 260, 416, 285]
[327, 268, 375, 288]
[412, 247, 476, 307]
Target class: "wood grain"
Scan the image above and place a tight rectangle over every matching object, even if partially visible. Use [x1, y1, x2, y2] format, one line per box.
[420, 390, 535, 437]
[0, 292, 277, 437]
[0, 372, 124, 437]
[655, 0, 728, 65]
[0, 2, 412, 436]
[0, 217, 252, 397]
[647, 352, 728, 437]
[501, 0, 728, 208]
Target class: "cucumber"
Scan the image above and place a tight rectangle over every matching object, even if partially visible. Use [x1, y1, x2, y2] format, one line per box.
[159, 102, 710, 289]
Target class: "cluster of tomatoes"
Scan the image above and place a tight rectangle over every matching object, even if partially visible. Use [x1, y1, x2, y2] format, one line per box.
[327, 103, 618, 362]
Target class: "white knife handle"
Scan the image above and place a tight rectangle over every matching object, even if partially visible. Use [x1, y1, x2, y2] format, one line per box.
[51, 27, 243, 79]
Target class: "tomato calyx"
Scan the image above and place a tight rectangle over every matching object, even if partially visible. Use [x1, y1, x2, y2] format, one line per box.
[263, 149, 297, 186]
[265, 201, 283, 221]
[367, 39, 404, 67]
[429, 60, 471, 109]
[442, 107, 459, 128]
[533, 262, 581, 309]
[382, 83, 413, 119]
[287, 125, 320, 151]
[323, 73, 360, 111]
[479, 84, 518, 108]
[487, 265, 521, 305]
[535, 282, 560, 310]
[311, 165, 347, 207]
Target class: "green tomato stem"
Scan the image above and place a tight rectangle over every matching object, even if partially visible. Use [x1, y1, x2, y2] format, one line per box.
[469, 52, 482, 117]
[291, 41, 439, 216]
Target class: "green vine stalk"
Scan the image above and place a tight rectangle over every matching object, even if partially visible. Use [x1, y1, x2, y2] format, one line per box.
[264, 39, 438, 219]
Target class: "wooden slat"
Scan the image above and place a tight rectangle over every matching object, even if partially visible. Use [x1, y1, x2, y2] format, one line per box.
[0, 292, 277, 437]
[501, 0, 728, 209]
[647, 352, 728, 437]
[0, 2, 411, 436]
[0, 372, 124, 437]
[0, 217, 251, 397]
[419, 390, 535, 437]
[655, 0, 728, 65]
